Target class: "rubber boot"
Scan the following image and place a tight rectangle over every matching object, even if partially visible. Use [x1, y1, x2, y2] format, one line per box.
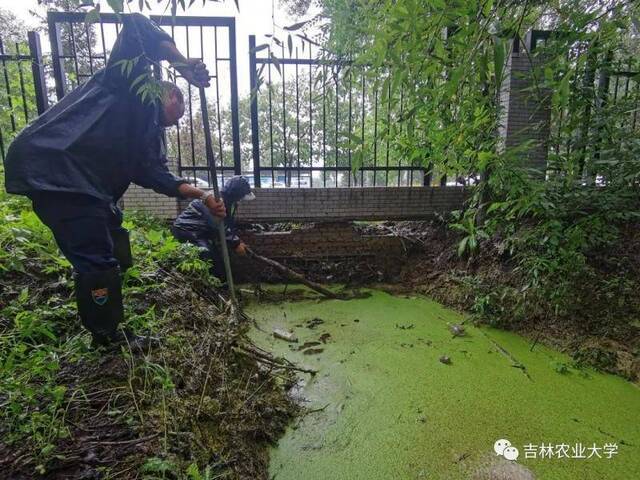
[110, 227, 133, 272]
[75, 268, 159, 351]
[102, 328, 161, 352]
[75, 267, 124, 345]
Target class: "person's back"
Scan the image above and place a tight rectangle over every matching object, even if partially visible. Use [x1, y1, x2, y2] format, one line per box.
[173, 199, 218, 237]
[4, 13, 177, 202]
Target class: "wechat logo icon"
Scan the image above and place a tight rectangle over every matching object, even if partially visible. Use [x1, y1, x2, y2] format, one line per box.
[494, 439, 519, 461]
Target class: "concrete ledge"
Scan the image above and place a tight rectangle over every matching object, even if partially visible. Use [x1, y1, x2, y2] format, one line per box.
[235, 186, 466, 223]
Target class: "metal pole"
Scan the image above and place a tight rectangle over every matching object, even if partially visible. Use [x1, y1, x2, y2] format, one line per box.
[248, 35, 261, 188]
[228, 19, 242, 176]
[28, 31, 48, 114]
[199, 86, 238, 305]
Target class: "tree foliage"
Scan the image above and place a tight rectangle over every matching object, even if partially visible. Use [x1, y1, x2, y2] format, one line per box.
[284, 0, 640, 326]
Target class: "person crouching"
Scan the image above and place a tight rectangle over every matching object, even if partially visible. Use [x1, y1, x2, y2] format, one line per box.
[171, 176, 254, 280]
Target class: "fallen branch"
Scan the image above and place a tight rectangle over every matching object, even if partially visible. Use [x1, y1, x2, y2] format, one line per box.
[305, 403, 330, 414]
[87, 432, 160, 446]
[245, 247, 340, 300]
[479, 330, 533, 381]
[234, 347, 317, 375]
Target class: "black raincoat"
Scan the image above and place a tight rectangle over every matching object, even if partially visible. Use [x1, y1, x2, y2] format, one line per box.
[172, 176, 253, 249]
[3, 13, 187, 202]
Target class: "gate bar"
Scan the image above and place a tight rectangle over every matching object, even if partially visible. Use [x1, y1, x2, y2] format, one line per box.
[28, 31, 48, 114]
[248, 35, 261, 187]
[228, 19, 241, 176]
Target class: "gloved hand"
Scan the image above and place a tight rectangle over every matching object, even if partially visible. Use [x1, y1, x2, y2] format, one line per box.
[205, 195, 226, 219]
[235, 242, 247, 256]
[177, 58, 210, 88]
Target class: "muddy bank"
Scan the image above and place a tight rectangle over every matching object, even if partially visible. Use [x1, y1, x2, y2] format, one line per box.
[0, 204, 297, 479]
[1, 271, 297, 480]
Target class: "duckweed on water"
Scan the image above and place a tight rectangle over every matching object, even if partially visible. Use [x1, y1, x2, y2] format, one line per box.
[247, 288, 640, 480]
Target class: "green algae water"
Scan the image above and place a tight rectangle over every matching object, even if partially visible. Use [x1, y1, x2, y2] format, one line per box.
[246, 288, 640, 480]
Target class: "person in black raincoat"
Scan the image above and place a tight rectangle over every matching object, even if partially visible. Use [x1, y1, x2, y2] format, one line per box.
[171, 176, 255, 280]
[2, 13, 226, 349]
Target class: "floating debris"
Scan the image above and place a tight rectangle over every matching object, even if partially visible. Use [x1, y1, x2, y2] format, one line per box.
[297, 341, 322, 351]
[303, 348, 324, 356]
[306, 317, 325, 329]
[448, 323, 466, 337]
[273, 328, 299, 343]
[439, 355, 452, 365]
[319, 333, 332, 343]
[396, 323, 415, 330]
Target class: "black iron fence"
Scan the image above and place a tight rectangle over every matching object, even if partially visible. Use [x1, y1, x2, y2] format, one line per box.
[248, 34, 433, 188]
[530, 30, 640, 182]
[46, 11, 241, 188]
[0, 32, 48, 161]
[5, 20, 636, 191]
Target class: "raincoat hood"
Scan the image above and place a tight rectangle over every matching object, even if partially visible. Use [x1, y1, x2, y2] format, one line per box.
[221, 176, 253, 204]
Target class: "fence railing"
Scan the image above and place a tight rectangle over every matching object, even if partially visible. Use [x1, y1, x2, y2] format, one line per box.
[0, 32, 47, 161]
[5, 22, 634, 191]
[248, 34, 433, 188]
[529, 30, 639, 183]
[46, 11, 242, 189]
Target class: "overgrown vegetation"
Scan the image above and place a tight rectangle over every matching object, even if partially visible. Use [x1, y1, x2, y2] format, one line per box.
[1, 0, 639, 473]
[280, 0, 640, 342]
[0, 174, 296, 479]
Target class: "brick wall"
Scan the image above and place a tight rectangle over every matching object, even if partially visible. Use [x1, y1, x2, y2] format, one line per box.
[239, 222, 403, 258]
[498, 40, 551, 176]
[232, 222, 406, 282]
[233, 186, 466, 223]
[120, 157, 180, 218]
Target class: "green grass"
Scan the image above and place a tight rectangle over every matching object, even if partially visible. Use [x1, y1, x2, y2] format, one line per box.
[0, 183, 293, 478]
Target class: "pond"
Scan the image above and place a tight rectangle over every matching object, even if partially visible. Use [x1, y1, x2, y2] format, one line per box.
[246, 288, 640, 480]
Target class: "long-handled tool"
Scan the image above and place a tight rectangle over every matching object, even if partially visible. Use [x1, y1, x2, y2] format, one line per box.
[245, 247, 339, 300]
[199, 86, 238, 307]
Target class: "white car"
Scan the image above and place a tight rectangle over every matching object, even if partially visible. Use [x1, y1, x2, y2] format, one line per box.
[192, 177, 211, 189]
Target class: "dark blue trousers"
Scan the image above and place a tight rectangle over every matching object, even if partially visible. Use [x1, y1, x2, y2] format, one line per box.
[30, 192, 122, 273]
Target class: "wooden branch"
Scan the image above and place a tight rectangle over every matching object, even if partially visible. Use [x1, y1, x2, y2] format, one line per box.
[245, 247, 340, 300]
[234, 347, 317, 375]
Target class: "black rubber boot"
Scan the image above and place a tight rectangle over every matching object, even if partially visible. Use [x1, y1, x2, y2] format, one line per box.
[75, 268, 159, 352]
[75, 267, 124, 345]
[100, 328, 161, 352]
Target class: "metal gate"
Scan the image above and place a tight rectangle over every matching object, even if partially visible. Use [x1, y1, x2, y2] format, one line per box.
[0, 31, 48, 161]
[47, 11, 241, 188]
[248, 34, 430, 188]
